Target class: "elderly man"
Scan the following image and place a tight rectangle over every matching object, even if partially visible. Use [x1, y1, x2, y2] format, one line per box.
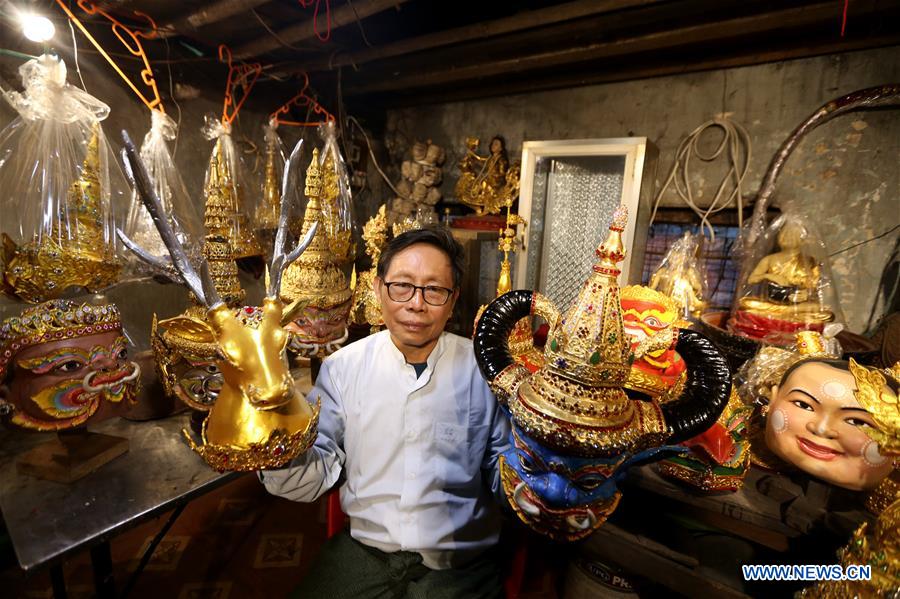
[260, 226, 511, 599]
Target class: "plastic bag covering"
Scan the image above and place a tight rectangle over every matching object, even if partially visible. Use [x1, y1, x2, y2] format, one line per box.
[257, 118, 287, 231]
[124, 110, 202, 267]
[649, 231, 708, 320]
[735, 324, 843, 407]
[0, 54, 123, 302]
[728, 212, 843, 347]
[317, 121, 355, 265]
[201, 114, 262, 258]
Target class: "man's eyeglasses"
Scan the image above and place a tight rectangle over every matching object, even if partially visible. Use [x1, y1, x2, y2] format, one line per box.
[383, 282, 454, 306]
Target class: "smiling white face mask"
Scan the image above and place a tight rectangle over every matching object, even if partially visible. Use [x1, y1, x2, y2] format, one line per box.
[765, 361, 893, 491]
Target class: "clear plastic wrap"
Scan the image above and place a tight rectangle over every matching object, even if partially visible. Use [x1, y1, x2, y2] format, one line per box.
[317, 121, 355, 266]
[735, 325, 843, 407]
[201, 114, 262, 258]
[257, 118, 286, 232]
[728, 212, 843, 347]
[649, 231, 708, 320]
[0, 54, 125, 302]
[123, 110, 202, 267]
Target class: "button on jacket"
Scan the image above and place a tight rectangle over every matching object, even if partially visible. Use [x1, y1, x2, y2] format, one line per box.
[259, 330, 512, 569]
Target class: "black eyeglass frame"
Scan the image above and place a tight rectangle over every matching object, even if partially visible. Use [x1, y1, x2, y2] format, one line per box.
[382, 281, 456, 306]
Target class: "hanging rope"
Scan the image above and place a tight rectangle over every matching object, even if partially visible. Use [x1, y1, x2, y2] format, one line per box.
[649, 116, 751, 242]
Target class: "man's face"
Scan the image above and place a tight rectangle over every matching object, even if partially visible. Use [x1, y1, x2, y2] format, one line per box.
[765, 362, 893, 491]
[374, 243, 458, 359]
[1, 331, 140, 431]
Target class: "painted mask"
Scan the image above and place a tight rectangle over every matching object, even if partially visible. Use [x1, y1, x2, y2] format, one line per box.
[151, 311, 222, 411]
[0, 300, 140, 431]
[766, 360, 894, 491]
[621, 285, 686, 399]
[501, 423, 683, 540]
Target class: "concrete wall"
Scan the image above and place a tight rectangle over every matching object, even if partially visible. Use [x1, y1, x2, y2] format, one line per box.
[384, 46, 900, 334]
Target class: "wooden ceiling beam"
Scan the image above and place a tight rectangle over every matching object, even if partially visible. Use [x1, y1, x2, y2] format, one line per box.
[343, 0, 887, 95]
[158, 0, 272, 36]
[286, 0, 670, 73]
[234, 0, 411, 59]
[369, 35, 900, 107]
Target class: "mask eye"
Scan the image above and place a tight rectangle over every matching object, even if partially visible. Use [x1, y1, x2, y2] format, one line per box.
[205, 364, 220, 374]
[576, 476, 605, 492]
[55, 359, 85, 374]
[645, 317, 662, 328]
[845, 416, 873, 428]
[116, 348, 128, 361]
[790, 399, 815, 412]
[518, 452, 540, 475]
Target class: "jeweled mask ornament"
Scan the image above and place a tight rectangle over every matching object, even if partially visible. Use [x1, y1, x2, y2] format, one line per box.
[474, 205, 732, 539]
[119, 130, 320, 472]
[0, 299, 140, 431]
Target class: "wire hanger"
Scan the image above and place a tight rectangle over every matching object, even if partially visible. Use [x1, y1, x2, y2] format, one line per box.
[269, 72, 335, 127]
[219, 44, 261, 125]
[54, 0, 164, 114]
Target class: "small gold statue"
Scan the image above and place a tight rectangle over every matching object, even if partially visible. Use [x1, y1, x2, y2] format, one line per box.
[649, 232, 707, 319]
[455, 136, 520, 216]
[350, 205, 389, 332]
[731, 218, 834, 344]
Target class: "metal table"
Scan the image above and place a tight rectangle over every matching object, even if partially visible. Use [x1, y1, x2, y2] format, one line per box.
[0, 412, 241, 598]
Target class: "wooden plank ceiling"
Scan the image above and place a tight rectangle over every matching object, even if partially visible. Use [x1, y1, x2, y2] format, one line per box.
[32, 0, 900, 107]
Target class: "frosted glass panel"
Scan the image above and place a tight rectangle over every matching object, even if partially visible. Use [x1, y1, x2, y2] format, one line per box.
[525, 155, 625, 310]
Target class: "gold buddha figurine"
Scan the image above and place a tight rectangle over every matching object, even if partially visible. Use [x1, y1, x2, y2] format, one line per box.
[648, 232, 707, 319]
[731, 218, 834, 345]
[455, 136, 520, 216]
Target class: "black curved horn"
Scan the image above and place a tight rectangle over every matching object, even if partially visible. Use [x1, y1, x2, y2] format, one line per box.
[662, 328, 732, 444]
[474, 290, 533, 383]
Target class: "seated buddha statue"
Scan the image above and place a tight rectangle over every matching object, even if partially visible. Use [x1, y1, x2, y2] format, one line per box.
[648, 232, 707, 319]
[731, 219, 834, 345]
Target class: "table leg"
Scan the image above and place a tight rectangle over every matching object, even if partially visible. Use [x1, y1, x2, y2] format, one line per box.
[90, 541, 115, 598]
[119, 502, 186, 598]
[50, 563, 67, 599]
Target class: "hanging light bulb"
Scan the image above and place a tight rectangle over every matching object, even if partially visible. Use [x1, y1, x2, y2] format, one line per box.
[21, 14, 55, 43]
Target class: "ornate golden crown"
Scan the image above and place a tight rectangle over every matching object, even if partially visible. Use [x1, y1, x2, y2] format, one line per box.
[0, 299, 122, 378]
[3, 127, 120, 302]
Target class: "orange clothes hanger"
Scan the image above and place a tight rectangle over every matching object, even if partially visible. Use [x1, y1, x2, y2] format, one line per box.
[269, 73, 335, 127]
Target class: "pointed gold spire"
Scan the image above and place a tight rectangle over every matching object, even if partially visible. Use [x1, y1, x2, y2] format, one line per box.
[3, 124, 120, 301]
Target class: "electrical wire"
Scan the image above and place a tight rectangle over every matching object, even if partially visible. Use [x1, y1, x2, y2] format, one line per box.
[251, 8, 304, 51]
[346, 0, 373, 47]
[69, 19, 89, 94]
[162, 35, 182, 159]
[829, 223, 900, 257]
[649, 116, 751, 242]
[347, 115, 409, 200]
